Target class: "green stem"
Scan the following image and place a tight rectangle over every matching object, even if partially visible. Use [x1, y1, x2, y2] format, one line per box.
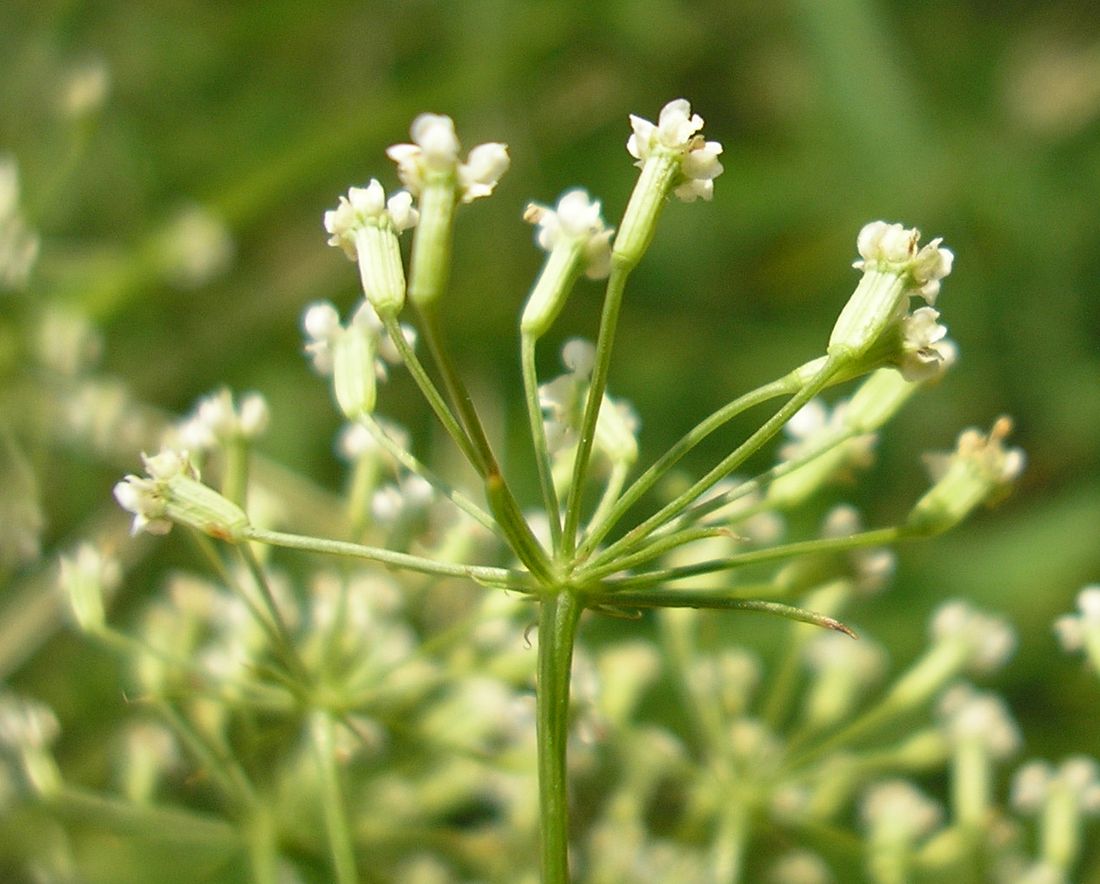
[587, 358, 843, 569]
[187, 532, 300, 677]
[343, 448, 381, 539]
[418, 305, 555, 581]
[786, 640, 968, 770]
[536, 590, 583, 884]
[593, 526, 904, 590]
[416, 303, 496, 477]
[581, 460, 630, 550]
[311, 711, 359, 884]
[154, 700, 258, 808]
[381, 313, 480, 470]
[522, 333, 563, 550]
[658, 610, 720, 757]
[579, 526, 731, 583]
[221, 436, 250, 508]
[562, 263, 630, 556]
[709, 798, 750, 883]
[358, 414, 499, 535]
[237, 543, 310, 685]
[52, 785, 240, 847]
[484, 473, 557, 583]
[246, 805, 279, 884]
[244, 526, 533, 589]
[587, 590, 855, 637]
[657, 427, 864, 534]
[577, 376, 795, 558]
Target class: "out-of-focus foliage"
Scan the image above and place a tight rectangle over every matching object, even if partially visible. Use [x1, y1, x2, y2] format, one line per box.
[2, 0, 1098, 880]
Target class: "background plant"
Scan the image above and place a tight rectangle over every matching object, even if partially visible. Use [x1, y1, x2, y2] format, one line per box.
[2, 2, 1099, 882]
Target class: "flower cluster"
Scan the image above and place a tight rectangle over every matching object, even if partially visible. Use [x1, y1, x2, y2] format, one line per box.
[387, 113, 510, 203]
[113, 448, 249, 540]
[75, 98, 1051, 884]
[626, 98, 725, 202]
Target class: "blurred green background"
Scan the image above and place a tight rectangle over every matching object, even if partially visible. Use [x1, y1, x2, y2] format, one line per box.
[2, 0, 1099, 876]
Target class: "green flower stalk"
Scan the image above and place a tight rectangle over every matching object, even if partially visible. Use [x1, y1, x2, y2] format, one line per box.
[387, 113, 509, 307]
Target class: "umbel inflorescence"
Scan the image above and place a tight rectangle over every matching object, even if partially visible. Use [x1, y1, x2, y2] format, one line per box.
[64, 98, 1098, 882]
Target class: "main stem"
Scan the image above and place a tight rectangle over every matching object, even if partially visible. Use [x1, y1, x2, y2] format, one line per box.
[537, 589, 583, 884]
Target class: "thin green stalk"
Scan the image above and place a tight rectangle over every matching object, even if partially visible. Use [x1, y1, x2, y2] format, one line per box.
[483, 474, 558, 584]
[562, 263, 630, 556]
[709, 798, 750, 883]
[244, 526, 533, 589]
[154, 700, 257, 808]
[311, 711, 358, 884]
[522, 333, 563, 550]
[343, 449, 381, 539]
[578, 526, 731, 583]
[97, 630, 291, 712]
[416, 304, 496, 477]
[246, 805, 279, 884]
[237, 543, 310, 685]
[656, 426, 864, 534]
[786, 640, 968, 770]
[760, 600, 849, 730]
[580, 459, 630, 550]
[591, 526, 904, 590]
[657, 610, 722, 757]
[221, 436, 250, 508]
[53, 785, 240, 847]
[187, 532, 298, 674]
[358, 414, 499, 535]
[587, 590, 856, 637]
[587, 358, 843, 569]
[380, 313, 480, 470]
[536, 590, 583, 884]
[418, 305, 555, 582]
[577, 376, 795, 558]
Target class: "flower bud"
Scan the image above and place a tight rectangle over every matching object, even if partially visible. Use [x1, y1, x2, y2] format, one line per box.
[907, 417, 1025, 536]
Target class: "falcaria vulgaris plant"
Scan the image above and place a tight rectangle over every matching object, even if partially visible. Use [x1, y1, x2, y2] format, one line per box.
[47, 99, 1048, 881]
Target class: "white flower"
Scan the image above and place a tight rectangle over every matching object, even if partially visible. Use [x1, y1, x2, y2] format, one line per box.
[937, 683, 1020, 758]
[302, 301, 343, 373]
[861, 779, 942, 841]
[821, 505, 895, 593]
[113, 451, 193, 536]
[1054, 585, 1100, 653]
[113, 449, 248, 540]
[770, 851, 834, 884]
[767, 399, 877, 508]
[910, 416, 1026, 535]
[805, 631, 888, 681]
[539, 339, 639, 467]
[386, 114, 509, 203]
[324, 179, 418, 260]
[897, 306, 955, 382]
[1012, 757, 1100, 815]
[458, 142, 511, 203]
[302, 299, 412, 381]
[780, 400, 877, 467]
[930, 600, 1016, 673]
[626, 99, 724, 202]
[854, 221, 954, 304]
[58, 543, 121, 633]
[0, 692, 59, 751]
[524, 189, 614, 279]
[157, 204, 234, 290]
[0, 155, 40, 291]
[176, 388, 270, 452]
[60, 58, 110, 118]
